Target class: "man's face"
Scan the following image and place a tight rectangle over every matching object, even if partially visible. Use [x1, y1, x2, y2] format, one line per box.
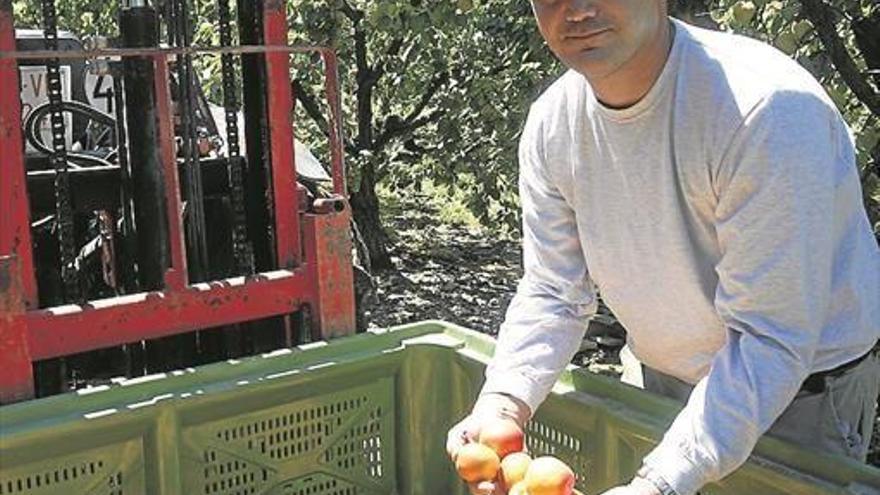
[531, 0, 667, 80]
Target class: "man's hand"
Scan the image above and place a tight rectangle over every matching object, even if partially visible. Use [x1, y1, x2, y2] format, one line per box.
[446, 393, 531, 495]
[599, 477, 662, 495]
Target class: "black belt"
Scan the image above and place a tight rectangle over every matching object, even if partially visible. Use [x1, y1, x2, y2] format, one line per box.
[800, 345, 877, 394]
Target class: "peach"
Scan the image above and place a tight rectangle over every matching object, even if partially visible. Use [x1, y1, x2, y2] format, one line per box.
[478, 418, 525, 458]
[524, 456, 575, 495]
[500, 451, 532, 489]
[508, 481, 529, 495]
[455, 443, 501, 483]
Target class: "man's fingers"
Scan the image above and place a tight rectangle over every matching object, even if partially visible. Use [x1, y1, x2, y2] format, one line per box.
[446, 427, 466, 460]
[447, 416, 481, 460]
[469, 480, 496, 495]
[598, 488, 632, 495]
[449, 416, 500, 494]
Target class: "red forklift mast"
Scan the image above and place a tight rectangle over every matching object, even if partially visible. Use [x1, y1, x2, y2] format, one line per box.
[0, 0, 356, 404]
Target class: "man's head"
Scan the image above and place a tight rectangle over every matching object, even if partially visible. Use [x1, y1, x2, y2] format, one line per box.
[531, 0, 669, 81]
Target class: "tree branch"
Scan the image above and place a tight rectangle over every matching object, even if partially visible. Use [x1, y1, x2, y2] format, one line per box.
[374, 37, 405, 81]
[372, 55, 514, 156]
[404, 71, 449, 126]
[293, 79, 329, 133]
[397, 39, 420, 79]
[852, 12, 880, 90]
[799, 0, 880, 116]
[337, 0, 379, 87]
[407, 109, 445, 131]
[337, 0, 362, 23]
[292, 79, 358, 156]
[373, 71, 449, 151]
[375, 110, 446, 182]
[336, 1, 376, 150]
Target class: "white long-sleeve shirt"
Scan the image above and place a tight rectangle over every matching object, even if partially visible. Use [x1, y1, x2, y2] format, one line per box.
[480, 19, 880, 495]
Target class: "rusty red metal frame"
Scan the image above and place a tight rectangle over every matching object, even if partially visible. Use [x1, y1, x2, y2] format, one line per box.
[303, 209, 356, 340]
[0, 8, 37, 310]
[154, 56, 189, 290]
[0, 12, 353, 402]
[0, 44, 341, 60]
[322, 51, 347, 197]
[263, 0, 300, 270]
[26, 269, 310, 361]
[0, 256, 34, 403]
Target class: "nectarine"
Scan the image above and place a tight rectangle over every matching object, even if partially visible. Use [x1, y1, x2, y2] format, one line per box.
[455, 443, 501, 483]
[524, 456, 575, 495]
[478, 418, 524, 458]
[500, 451, 532, 489]
[508, 481, 529, 495]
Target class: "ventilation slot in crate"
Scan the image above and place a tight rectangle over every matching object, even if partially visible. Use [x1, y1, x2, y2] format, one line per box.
[213, 396, 369, 462]
[187, 379, 394, 494]
[0, 460, 123, 495]
[526, 420, 591, 488]
[324, 406, 384, 479]
[278, 473, 360, 495]
[201, 449, 271, 495]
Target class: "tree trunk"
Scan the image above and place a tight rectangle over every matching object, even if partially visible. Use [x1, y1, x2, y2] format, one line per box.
[349, 165, 393, 271]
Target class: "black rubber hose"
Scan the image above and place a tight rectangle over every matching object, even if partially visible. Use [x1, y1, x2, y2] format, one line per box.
[24, 100, 117, 168]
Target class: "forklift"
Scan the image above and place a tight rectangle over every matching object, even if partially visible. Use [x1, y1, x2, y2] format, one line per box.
[0, 0, 356, 404]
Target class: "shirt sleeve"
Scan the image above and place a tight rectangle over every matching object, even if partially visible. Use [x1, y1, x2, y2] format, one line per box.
[643, 90, 863, 494]
[479, 104, 598, 415]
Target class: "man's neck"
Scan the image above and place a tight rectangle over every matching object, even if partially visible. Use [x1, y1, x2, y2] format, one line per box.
[590, 20, 675, 109]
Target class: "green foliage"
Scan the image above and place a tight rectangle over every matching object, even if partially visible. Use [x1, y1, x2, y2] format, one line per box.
[13, 0, 228, 105]
[14, 0, 120, 37]
[11, 0, 879, 237]
[287, 0, 559, 233]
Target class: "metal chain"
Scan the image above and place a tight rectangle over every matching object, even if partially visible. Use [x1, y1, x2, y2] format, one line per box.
[41, 0, 81, 301]
[112, 64, 141, 293]
[218, 0, 254, 275]
[172, 0, 210, 282]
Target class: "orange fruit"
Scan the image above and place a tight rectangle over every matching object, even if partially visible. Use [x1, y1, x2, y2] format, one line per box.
[524, 456, 575, 495]
[455, 443, 501, 483]
[500, 451, 532, 489]
[479, 418, 525, 459]
[508, 481, 529, 495]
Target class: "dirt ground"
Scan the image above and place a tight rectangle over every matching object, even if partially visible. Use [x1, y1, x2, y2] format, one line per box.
[363, 191, 880, 467]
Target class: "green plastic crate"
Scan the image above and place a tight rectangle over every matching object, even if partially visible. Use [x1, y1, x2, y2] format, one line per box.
[1, 321, 878, 494]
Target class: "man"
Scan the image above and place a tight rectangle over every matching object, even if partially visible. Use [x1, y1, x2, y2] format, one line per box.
[445, 1, 880, 494]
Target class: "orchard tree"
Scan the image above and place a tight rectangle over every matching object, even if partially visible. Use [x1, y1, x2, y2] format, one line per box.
[288, 0, 558, 270]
